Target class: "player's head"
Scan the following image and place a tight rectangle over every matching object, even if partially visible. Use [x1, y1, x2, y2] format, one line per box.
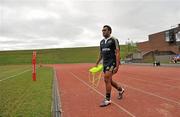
[102, 25, 112, 38]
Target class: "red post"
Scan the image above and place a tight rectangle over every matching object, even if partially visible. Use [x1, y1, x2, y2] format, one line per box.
[32, 51, 36, 81]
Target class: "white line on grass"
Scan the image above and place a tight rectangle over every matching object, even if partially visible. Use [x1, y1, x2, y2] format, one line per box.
[70, 72, 136, 117]
[0, 66, 30, 75]
[0, 68, 31, 82]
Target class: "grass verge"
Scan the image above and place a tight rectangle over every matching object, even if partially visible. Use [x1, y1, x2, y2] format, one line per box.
[0, 65, 53, 117]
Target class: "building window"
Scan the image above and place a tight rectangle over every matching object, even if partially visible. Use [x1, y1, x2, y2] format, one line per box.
[176, 31, 180, 42]
[165, 29, 176, 43]
[165, 31, 169, 42]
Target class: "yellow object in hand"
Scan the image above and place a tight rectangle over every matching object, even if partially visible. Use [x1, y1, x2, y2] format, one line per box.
[89, 64, 103, 73]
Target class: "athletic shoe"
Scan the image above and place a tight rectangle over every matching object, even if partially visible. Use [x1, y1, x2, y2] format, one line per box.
[99, 98, 111, 107]
[118, 88, 124, 99]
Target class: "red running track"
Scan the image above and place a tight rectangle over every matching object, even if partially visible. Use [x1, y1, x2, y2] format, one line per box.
[52, 63, 180, 117]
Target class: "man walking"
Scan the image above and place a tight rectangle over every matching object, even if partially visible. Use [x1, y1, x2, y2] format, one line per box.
[96, 25, 124, 107]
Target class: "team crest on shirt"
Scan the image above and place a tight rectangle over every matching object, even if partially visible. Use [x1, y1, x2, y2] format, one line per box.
[100, 41, 104, 44]
[107, 40, 112, 43]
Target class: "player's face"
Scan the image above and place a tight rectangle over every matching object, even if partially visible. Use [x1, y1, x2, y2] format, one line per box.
[102, 27, 111, 38]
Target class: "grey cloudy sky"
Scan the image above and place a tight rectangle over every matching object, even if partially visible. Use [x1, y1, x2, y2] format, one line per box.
[0, 0, 180, 50]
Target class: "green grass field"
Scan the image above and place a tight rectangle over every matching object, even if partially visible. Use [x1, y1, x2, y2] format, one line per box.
[0, 65, 53, 117]
[0, 45, 137, 65]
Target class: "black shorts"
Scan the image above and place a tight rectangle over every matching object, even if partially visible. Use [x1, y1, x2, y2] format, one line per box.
[103, 62, 116, 73]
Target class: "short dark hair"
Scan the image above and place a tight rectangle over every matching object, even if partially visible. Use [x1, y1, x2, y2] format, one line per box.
[103, 25, 112, 34]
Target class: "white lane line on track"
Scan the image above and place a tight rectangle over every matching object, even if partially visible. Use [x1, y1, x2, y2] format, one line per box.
[81, 70, 180, 89]
[124, 75, 180, 89]
[121, 83, 180, 106]
[70, 72, 136, 117]
[80, 70, 180, 106]
[122, 70, 180, 82]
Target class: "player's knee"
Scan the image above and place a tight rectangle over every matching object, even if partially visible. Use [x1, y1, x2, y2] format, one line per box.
[104, 78, 111, 83]
[104, 73, 110, 79]
[104, 74, 111, 83]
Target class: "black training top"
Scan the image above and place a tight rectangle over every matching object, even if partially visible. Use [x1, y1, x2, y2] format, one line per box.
[100, 36, 120, 66]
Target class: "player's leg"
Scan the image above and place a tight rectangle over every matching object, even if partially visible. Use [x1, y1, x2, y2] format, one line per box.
[111, 63, 124, 99]
[104, 71, 112, 100]
[111, 79, 124, 99]
[100, 70, 113, 107]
